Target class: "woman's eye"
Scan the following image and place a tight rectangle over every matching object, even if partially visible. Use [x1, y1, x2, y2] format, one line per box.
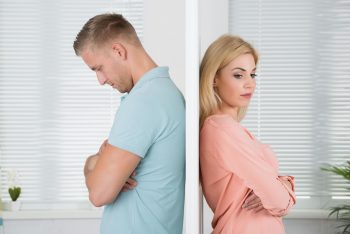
[233, 74, 243, 79]
[251, 73, 257, 79]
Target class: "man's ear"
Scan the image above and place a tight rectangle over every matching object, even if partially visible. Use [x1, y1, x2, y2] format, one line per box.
[111, 43, 127, 60]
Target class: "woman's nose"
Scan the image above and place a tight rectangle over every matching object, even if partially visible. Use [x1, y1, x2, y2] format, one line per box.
[244, 76, 255, 88]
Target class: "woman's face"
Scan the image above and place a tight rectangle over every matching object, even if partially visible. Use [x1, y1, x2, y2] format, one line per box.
[214, 53, 257, 116]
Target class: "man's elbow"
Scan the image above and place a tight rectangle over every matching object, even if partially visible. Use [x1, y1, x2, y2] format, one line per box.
[89, 190, 116, 207]
[89, 194, 105, 207]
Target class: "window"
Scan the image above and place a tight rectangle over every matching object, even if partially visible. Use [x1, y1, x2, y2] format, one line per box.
[0, 0, 143, 209]
[229, 0, 350, 208]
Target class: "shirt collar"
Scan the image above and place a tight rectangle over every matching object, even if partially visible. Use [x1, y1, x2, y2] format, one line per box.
[121, 66, 169, 101]
[132, 66, 169, 91]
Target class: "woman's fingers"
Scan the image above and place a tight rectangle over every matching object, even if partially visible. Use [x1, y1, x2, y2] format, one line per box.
[243, 194, 260, 208]
[245, 193, 257, 203]
[242, 192, 265, 212]
[253, 204, 265, 213]
[245, 200, 260, 210]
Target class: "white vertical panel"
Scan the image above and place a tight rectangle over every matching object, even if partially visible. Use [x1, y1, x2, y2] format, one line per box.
[185, 0, 200, 233]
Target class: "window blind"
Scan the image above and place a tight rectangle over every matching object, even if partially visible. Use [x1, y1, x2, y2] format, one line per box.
[229, 0, 350, 208]
[0, 0, 143, 209]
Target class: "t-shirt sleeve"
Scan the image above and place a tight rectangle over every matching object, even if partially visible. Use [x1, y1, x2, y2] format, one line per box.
[202, 119, 296, 216]
[108, 97, 161, 158]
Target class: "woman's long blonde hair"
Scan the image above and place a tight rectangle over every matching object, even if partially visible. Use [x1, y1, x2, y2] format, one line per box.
[199, 34, 259, 128]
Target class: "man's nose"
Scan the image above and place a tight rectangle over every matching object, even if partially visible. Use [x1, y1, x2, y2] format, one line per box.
[96, 72, 107, 85]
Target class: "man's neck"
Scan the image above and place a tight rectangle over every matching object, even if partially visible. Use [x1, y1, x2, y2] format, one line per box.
[130, 49, 157, 85]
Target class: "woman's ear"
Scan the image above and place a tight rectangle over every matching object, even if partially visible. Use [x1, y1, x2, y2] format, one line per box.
[111, 43, 127, 60]
[213, 75, 218, 87]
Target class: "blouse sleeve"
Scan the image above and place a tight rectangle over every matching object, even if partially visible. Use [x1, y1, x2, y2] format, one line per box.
[275, 175, 296, 216]
[202, 119, 296, 216]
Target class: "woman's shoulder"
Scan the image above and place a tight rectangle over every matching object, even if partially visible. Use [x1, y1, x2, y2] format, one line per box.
[201, 114, 255, 141]
[202, 114, 240, 130]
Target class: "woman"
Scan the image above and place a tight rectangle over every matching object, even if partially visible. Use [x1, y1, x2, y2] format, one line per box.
[199, 35, 296, 234]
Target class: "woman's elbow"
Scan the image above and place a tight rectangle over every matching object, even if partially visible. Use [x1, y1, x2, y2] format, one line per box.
[267, 208, 288, 217]
[265, 197, 295, 216]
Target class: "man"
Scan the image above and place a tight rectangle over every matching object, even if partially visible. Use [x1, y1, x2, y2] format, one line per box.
[73, 13, 185, 234]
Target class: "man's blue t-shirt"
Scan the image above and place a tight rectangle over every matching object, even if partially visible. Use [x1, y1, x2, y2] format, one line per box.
[101, 67, 185, 234]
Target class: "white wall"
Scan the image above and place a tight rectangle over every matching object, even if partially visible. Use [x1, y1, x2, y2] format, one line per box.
[3, 219, 100, 234]
[199, 0, 229, 57]
[284, 219, 339, 234]
[143, 0, 186, 94]
[143, 0, 228, 90]
[1, 216, 342, 234]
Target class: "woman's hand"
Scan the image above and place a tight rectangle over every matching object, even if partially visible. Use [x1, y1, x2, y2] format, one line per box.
[242, 191, 265, 213]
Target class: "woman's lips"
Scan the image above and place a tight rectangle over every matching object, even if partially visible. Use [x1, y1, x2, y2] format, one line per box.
[241, 93, 252, 99]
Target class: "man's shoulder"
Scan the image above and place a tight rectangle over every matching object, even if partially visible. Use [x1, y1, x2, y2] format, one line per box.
[126, 78, 183, 109]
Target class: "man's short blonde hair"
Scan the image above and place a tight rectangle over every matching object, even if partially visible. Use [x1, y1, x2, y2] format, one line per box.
[73, 13, 141, 56]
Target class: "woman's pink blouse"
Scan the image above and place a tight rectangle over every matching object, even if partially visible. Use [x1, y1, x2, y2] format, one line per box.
[200, 115, 296, 234]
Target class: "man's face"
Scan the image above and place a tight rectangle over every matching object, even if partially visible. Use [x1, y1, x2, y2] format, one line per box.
[80, 46, 133, 93]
